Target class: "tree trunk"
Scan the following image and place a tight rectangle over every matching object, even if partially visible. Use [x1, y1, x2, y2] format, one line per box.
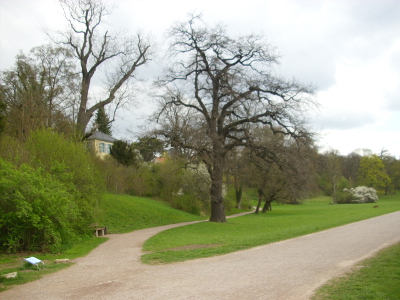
[262, 200, 272, 213]
[209, 155, 226, 222]
[332, 182, 337, 204]
[384, 182, 389, 195]
[235, 185, 243, 209]
[209, 197, 226, 222]
[76, 110, 92, 135]
[255, 189, 263, 214]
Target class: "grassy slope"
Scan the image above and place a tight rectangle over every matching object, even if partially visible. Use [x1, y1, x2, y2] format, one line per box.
[97, 193, 205, 233]
[141, 195, 400, 264]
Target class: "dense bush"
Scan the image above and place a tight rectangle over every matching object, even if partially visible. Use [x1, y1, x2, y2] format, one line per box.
[155, 162, 209, 215]
[110, 140, 141, 167]
[0, 129, 101, 252]
[25, 129, 102, 199]
[95, 150, 243, 216]
[0, 158, 85, 252]
[94, 155, 157, 196]
[97, 155, 213, 215]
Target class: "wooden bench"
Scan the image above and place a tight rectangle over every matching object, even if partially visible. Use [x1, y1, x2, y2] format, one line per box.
[90, 223, 107, 237]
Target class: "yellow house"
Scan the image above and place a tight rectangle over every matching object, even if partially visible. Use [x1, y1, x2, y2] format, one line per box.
[86, 131, 116, 158]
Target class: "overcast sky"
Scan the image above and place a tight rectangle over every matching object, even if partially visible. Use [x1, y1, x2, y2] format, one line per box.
[1, 0, 399, 157]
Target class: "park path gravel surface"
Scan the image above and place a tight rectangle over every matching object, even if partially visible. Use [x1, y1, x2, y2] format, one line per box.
[2, 211, 400, 300]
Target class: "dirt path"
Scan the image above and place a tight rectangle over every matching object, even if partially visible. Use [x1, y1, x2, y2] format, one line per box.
[2, 211, 400, 300]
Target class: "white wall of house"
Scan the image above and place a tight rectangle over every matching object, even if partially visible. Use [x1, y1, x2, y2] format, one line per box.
[86, 139, 113, 158]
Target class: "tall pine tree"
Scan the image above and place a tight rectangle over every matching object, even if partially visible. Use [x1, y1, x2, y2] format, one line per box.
[94, 106, 112, 135]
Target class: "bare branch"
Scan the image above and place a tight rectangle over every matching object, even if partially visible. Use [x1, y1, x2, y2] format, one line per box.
[153, 15, 317, 222]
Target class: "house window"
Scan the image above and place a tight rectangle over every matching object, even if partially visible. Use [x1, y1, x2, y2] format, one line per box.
[99, 143, 105, 153]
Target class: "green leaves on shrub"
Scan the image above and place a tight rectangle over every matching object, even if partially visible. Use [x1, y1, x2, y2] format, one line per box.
[0, 159, 77, 252]
[0, 129, 102, 252]
[25, 129, 102, 221]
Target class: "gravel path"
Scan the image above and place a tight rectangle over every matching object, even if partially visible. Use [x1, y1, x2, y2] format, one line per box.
[2, 211, 400, 300]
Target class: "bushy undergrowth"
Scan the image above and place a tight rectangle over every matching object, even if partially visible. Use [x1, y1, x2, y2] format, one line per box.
[94, 154, 255, 216]
[0, 129, 101, 253]
[95, 157, 214, 215]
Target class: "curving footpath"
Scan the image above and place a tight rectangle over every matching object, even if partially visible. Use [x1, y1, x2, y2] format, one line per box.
[2, 211, 400, 300]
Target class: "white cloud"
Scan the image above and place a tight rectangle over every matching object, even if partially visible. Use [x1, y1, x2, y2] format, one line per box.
[317, 127, 400, 157]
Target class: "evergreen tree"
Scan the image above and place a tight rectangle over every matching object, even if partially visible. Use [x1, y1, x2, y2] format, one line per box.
[95, 106, 112, 135]
[110, 140, 137, 167]
[132, 137, 164, 162]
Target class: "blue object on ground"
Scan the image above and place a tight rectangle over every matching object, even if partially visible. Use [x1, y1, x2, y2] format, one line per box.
[23, 257, 44, 270]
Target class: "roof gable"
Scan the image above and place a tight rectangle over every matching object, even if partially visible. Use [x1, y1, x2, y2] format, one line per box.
[87, 131, 116, 143]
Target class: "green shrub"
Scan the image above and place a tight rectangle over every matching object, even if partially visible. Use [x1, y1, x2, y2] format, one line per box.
[336, 190, 354, 204]
[0, 129, 102, 252]
[161, 162, 213, 215]
[25, 129, 102, 205]
[0, 158, 85, 252]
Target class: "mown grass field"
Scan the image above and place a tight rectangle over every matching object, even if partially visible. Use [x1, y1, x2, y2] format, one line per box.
[141, 195, 400, 264]
[312, 241, 400, 300]
[97, 193, 205, 233]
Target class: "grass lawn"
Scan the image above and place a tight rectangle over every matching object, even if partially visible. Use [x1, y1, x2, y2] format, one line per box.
[1, 193, 399, 294]
[97, 193, 205, 233]
[312, 242, 400, 300]
[141, 195, 400, 264]
[0, 237, 107, 292]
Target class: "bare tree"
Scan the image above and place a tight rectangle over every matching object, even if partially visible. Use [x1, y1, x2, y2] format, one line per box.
[0, 45, 78, 139]
[53, 0, 151, 135]
[248, 127, 318, 213]
[225, 148, 248, 209]
[342, 151, 361, 187]
[155, 16, 316, 222]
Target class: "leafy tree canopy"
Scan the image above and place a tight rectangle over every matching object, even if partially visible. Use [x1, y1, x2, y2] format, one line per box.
[132, 136, 164, 162]
[358, 154, 391, 193]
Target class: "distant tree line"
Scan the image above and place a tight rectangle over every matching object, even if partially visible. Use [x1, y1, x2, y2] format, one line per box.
[317, 149, 399, 203]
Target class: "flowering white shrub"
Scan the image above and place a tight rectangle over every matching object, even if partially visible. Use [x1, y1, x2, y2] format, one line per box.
[173, 189, 184, 196]
[175, 163, 227, 199]
[343, 186, 378, 203]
